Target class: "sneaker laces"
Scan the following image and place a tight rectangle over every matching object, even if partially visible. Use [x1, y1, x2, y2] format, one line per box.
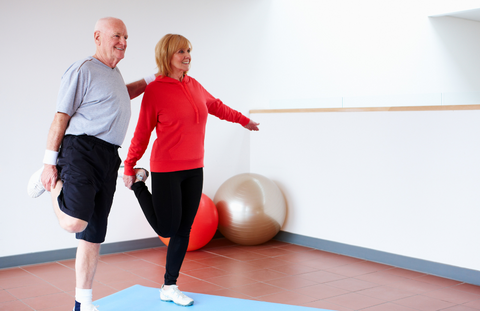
[170, 286, 188, 299]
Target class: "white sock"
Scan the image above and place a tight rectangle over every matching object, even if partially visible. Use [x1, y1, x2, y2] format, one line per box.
[75, 288, 93, 305]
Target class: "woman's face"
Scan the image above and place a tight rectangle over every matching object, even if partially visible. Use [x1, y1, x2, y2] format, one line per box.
[170, 47, 191, 74]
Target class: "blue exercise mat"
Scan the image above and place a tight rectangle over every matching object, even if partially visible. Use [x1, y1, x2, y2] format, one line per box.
[95, 284, 333, 311]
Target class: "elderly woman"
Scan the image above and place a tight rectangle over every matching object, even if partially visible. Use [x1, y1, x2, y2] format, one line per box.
[123, 34, 259, 306]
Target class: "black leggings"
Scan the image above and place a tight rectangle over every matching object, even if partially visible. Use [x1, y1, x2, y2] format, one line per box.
[131, 168, 203, 285]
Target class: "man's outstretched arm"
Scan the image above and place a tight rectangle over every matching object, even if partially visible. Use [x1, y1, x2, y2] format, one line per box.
[126, 79, 147, 100]
[127, 74, 156, 100]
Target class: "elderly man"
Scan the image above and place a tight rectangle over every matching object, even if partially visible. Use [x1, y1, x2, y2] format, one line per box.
[27, 17, 154, 311]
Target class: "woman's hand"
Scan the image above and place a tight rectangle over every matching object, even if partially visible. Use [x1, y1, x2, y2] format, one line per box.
[244, 120, 260, 131]
[123, 174, 136, 190]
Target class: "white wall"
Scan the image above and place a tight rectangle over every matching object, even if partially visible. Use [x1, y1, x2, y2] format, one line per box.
[251, 109, 480, 271]
[2, 0, 480, 273]
[0, 0, 269, 257]
[250, 0, 480, 272]
[262, 0, 480, 108]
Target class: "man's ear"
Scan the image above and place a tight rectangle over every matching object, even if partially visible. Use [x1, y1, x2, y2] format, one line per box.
[94, 31, 101, 45]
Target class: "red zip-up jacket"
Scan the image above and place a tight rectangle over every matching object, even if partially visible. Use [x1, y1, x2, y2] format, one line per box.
[123, 75, 250, 176]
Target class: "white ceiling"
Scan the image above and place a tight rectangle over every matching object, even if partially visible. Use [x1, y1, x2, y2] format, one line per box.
[431, 8, 480, 22]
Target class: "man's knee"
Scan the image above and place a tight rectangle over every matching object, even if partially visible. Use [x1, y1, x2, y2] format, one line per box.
[60, 217, 87, 233]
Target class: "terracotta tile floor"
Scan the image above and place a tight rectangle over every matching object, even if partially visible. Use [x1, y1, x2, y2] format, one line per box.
[1, 238, 480, 310]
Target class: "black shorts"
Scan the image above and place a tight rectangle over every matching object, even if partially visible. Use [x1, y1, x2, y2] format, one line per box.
[57, 135, 121, 243]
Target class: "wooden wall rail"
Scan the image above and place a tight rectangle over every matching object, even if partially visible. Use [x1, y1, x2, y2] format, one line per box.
[250, 104, 480, 114]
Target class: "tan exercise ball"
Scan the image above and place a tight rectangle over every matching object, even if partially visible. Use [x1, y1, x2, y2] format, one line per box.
[214, 173, 287, 245]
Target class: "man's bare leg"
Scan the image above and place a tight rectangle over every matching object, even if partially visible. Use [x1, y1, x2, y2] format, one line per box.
[74, 240, 101, 310]
[76, 240, 100, 289]
[50, 180, 88, 233]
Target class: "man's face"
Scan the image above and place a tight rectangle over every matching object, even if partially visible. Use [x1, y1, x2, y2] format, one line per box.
[95, 19, 128, 67]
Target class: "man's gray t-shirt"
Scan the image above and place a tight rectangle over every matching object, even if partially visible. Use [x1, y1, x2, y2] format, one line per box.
[56, 57, 131, 146]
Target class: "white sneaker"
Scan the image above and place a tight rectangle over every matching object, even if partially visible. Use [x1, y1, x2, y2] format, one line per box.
[160, 285, 194, 306]
[134, 167, 149, 183]
[27, 167, 45, 198]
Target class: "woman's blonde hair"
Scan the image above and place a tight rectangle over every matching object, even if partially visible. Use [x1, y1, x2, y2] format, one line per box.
[155, 34, 192, 78]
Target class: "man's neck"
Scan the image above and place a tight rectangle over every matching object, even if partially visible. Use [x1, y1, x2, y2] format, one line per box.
[92, 54, 118, 69]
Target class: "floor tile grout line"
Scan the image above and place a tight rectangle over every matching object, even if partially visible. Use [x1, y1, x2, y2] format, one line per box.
[14, 265, 73, 296]
[2, 240, 480, 310]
